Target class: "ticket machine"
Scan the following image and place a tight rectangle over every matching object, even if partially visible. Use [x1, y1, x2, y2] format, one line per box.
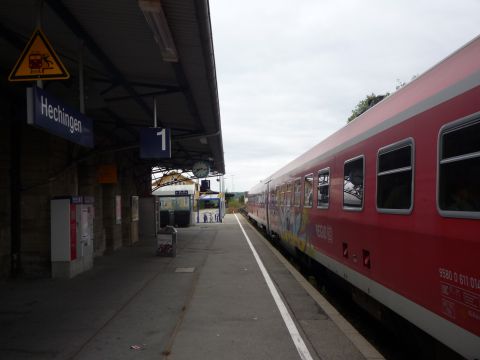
[50, 196, 94, 278]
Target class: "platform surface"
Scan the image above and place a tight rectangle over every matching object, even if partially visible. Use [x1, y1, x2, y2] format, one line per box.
[0, 214, 382, 360]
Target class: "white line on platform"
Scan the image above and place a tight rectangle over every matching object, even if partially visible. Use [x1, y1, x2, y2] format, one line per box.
[234, 214, 314, 360]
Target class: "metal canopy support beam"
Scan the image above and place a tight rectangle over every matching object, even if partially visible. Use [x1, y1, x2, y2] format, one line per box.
[173, 141, 195, 163]
[104, 88, 181, 103]
[92, 77, 181, 91]
[100, 83, 119, 96]
[171, 62, 205, 133]
[44, 0, 165, 127]
[101, 108, 140, 141]
[0, 22, 28, 50]
[92, 117, 198, 137]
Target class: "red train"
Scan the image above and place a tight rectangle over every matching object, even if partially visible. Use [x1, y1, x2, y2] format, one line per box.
[247, 36, 480, 359]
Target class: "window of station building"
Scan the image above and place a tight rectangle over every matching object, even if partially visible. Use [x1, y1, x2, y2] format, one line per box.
[343, 156, 364, 210]
[293, 179, 301, 206]
[317, 168, 330, 208]
[438, 118, 480, 218]
[304, 174, 314, 207]
[377, 139, 414, 213]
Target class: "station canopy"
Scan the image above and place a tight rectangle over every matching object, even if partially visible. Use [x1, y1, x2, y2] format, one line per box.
[0, 0, 225, 175]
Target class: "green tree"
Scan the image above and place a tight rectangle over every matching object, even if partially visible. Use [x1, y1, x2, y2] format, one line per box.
[348, 76, 418, 123]
[347, 92, 389, 123]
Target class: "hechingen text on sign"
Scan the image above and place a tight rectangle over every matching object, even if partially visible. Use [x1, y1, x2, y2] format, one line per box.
[40, 95, 82, 134]
[27, 86, 94, 148]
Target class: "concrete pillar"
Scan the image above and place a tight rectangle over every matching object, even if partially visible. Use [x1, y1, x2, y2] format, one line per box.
[100, 152, 123, 253]
[102, 183, 122, 253]
[0, 107, 11, 278]
[120, 154, 140, 247]
[78, 159, 105, 256]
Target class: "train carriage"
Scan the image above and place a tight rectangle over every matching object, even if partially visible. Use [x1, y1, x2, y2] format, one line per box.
[247, 36, 480, 359]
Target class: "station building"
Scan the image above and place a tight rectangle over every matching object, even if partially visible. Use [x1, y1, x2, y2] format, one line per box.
[0, 0, 224, 278]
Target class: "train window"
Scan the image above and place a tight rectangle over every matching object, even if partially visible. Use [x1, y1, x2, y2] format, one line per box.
[286, 182, 292, 206]
[275, 185, 281, 207]
[377, 139, 414, 213]
[317, 168, 330, 208]
[438, 117, 480, 218]
[293, 179, 301, 206]
[343, 156, 364, 210]
[304, 174, 314, 207]
[269, 189, 275, 206]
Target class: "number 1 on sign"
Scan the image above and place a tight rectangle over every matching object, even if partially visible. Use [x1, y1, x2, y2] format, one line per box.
[157, 128, 166, 151]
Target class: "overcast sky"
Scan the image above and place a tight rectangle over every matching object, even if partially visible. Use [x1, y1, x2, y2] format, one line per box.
[209, 0, 480, 192]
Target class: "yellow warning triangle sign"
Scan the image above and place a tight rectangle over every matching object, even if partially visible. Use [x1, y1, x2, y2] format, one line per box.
[8, 28, 70, 82]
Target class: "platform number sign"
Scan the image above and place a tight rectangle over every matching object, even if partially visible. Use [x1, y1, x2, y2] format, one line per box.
[140, 127, 171, 158]
[157, 128, 167, 151]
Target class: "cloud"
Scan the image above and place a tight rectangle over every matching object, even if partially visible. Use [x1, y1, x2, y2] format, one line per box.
[211, 0, 480, 191]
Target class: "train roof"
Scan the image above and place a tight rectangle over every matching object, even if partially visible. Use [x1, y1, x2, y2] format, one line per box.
[263, 34, 480, 184]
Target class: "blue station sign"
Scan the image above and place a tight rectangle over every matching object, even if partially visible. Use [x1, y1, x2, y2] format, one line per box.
[26, 86, 94, 148]
[140, 127, 171, 158]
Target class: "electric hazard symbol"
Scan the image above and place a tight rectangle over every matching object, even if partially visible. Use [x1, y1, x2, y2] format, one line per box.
[8, 28, 70, 82]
